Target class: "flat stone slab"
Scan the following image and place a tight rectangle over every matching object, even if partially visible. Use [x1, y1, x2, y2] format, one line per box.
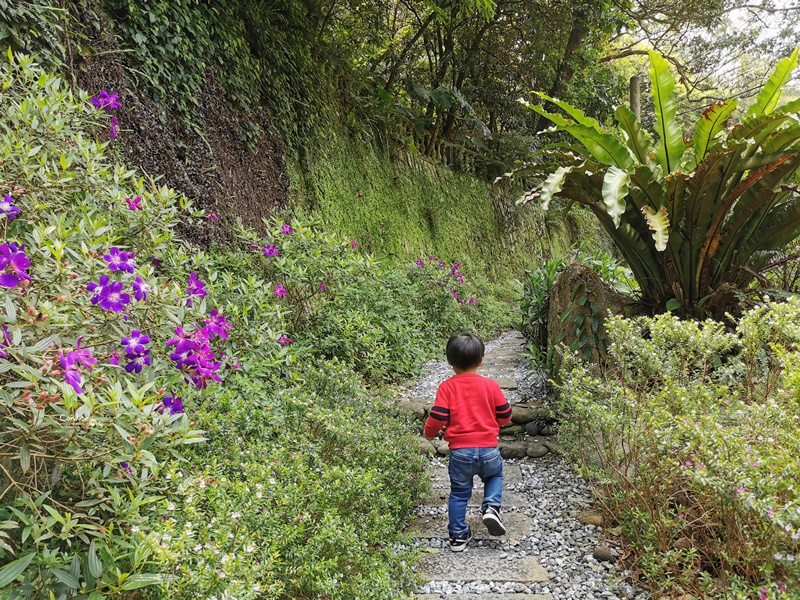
[431, 463, 523, 487]
[418, 548, 549, 582]
[417, 595, 552, 600]
[423, 489, 529, 508]
[410, 512, 533, 540]
[488, 377, 518, 390]
[484, 353, 521, 361]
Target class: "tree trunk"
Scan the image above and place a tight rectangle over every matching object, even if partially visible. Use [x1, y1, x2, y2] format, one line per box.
[533, 7, 590, 133]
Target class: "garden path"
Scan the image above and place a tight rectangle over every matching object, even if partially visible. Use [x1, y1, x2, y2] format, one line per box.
[404, 332, 648, 600]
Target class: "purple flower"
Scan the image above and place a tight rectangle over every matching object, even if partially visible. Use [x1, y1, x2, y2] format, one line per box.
[185, 272, 207, 306]
[58, 341, 94, 394]
[132, 276, 150, 301]
[449, 289, 458, 299]
[208, 213, 219, 220]
[90, 90, 122, 111]
[74, 337, 96, 371]
[319, 280, 327, 292]
[277, 334, 293, 347]
[124, 349, 152, 374]
[108, 350, 120, 366]
[0, 325, 11, 358]
[350, 237, 358, 248]
[202, 309, 231, 340]
[0, 196, 20, 220]
[121, 330, 150, 355]
[161, 395, 184, 415]
[125, 196, 142, 211]
[438, 261, 445, 268]
[0, 243, 31, 288]
[468, 297, 478, 304]
[59, 350, 83, 393]
[165, 325, 222, 389]
[104, 247, 137, 273]
[87, 275, 111, 305]
[281, 224, 293, 235]
[415, 259, 425, 266]
[109, 116, 119, 138]
[261, 244, 279, 257]
[98, 281, 131, 312]
[273, 284, 287, 298]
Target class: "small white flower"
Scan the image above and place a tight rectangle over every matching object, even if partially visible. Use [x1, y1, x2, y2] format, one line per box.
[231, 512, 241, 519]
[167, 503, 175, 511]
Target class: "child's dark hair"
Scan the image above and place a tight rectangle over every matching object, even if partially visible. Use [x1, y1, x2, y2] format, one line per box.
[446, 332, 485, 370]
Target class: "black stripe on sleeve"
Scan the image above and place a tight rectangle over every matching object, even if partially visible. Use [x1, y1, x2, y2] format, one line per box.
[495, 402, 512, 419]
[429, 406, 450, 422]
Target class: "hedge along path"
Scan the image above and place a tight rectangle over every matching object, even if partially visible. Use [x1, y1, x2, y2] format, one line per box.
[403, 331, 633, 600]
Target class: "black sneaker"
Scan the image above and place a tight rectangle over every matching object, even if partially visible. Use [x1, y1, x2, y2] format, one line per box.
[449, 528, 473, 552]
[482, 506, 506, 536]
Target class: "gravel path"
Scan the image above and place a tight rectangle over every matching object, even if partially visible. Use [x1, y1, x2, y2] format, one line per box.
[406, 332, 649, 600]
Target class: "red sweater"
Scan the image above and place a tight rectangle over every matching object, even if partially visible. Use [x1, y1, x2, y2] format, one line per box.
[423, 373, 512, 449]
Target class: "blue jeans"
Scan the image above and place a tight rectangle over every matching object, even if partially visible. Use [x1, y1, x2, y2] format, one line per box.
[447, 447, 503, 537]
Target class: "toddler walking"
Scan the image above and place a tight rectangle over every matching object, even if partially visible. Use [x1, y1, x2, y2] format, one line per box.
[424, 332, 512, 551]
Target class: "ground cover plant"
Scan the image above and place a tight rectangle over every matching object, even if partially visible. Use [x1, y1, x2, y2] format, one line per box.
[556, 301, 800, 598]
[0, 52, 516, 598]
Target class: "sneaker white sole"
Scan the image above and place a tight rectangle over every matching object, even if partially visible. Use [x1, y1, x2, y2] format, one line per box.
[449, 531, 473, 552]
[482, 513, 506, 536]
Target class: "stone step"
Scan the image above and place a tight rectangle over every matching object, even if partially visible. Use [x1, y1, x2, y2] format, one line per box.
[431, 463, 523, 487]
[417, 595, 552, 600]
[486, 376, 518, 390]
[418, 548, 549, 583]
[483, 353, 522, 361]
[423, 489, 528, 508]
[410, 512, 532, 540]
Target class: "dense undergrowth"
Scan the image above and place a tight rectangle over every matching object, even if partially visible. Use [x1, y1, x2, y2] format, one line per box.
[0, 54, 516, 599]
[557, 307, 800, 599]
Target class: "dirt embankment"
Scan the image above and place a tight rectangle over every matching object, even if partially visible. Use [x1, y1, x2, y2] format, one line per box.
[70, 8, 289, 247]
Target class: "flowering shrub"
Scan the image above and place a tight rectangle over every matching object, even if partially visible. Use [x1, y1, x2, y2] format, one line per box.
[557, 299, 800, 598]
[0, 53, 232, 596]
[0, 53, 513, 599]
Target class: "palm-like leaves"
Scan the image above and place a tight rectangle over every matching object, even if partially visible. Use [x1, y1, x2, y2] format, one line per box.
[521, 49, 800, 317]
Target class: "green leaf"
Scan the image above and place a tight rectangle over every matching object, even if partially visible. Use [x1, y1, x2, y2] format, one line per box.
[119, 573, 166, 590]
[539, 165, 573, 210]
[88, 542, 103, 578]
[693, 99, 738, 163]
[667, 298, 683, 312]
[19, 445, 30, 473]
[532, 91, 602, 131]
[642, 205, 670, 251]
[51, 568, 79, 589]
[744, 47, 799, 120]
[529, 104, 634, 169]
[602, 167, 630, 227]
[615, 105, 653, 167]
[0, 553, 35, 587]
[4, 296, 15, 321]
[648, 51, 684, 174]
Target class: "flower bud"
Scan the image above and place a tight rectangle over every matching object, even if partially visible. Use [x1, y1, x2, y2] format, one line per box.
[56, 295, 67, 302]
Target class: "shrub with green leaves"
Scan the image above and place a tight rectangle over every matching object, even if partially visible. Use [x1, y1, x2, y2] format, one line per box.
[0, 52, 237, 596]
[557, 299, 800, 597]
